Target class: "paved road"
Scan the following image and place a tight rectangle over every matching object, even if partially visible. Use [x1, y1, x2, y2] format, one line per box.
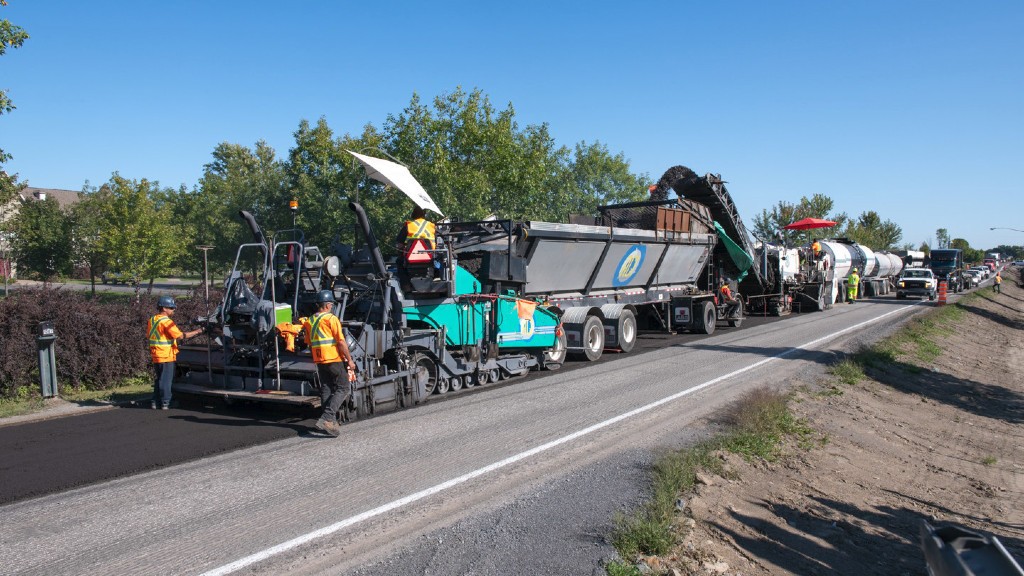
[0, 291, 945, 575]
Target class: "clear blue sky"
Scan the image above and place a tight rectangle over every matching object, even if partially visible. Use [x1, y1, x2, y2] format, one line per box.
[3, 1, 1022, 251]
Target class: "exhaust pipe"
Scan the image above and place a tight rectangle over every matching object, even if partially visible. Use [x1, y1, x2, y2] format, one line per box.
[239, 210, 266, 245]
[349, 202, 387, 278]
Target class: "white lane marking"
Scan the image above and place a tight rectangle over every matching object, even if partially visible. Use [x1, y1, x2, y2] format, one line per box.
[201, 301, 921, 576]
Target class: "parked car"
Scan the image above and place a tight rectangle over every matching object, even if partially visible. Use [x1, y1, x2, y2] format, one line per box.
[964, 270, 982, 287]
[101, 271, 139, 286]
[1014, 260, 1024, 267]
[970, 265, 990, 280]
[896, 268, 938, 301]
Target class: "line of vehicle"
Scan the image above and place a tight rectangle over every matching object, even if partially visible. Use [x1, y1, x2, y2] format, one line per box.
[200, 300, 924, 576]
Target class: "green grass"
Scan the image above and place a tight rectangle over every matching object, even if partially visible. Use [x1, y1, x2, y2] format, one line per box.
[981, 456, 997, 466]
[0, 376, 151, 419]
[609, 389, 813, 567]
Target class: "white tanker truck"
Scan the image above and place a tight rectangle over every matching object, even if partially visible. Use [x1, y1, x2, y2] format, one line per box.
[817, 239, 905, 305]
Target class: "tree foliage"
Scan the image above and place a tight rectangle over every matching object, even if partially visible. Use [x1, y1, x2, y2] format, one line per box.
[751, 194, 848, 246]
[0, 3, 29, 204]
[8, 196, 73, 280]
[95, 174, 183, 293]
[840, 210, 903, 251]
[935, 228, 950, 250]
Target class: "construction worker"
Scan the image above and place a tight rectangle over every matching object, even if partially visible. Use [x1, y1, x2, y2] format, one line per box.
[147, 296, 202, 409]
[720, 277, 740, 317]
[994, 271, 1002, 294]
[302, 289, 357, 437]
[811, 239, 822, 261]
[847, 267, 860, 303]
[396, 206, 436, 254]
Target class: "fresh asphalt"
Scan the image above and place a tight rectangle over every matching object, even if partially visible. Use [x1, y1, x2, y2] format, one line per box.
[0, 309, 791, 505]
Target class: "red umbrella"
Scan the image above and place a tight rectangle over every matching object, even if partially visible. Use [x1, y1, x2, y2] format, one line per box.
[783, 217, 837, 231]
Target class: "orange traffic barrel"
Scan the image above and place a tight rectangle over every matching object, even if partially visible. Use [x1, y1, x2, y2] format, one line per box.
[937, 281, 947, 305]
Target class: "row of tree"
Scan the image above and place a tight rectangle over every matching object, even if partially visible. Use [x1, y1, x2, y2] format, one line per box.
[3, 88, 653, 288]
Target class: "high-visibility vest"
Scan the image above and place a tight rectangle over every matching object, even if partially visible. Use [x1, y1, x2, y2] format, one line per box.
[304, 312, 343, 364]
[147, 314, 182, 363]
[812, 241, 821, 254]
[405, 219, 436, 249]
[720, 285, 733, 300]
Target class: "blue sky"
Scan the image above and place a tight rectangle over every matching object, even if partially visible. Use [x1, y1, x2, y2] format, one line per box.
[3, 1, 1022, 250]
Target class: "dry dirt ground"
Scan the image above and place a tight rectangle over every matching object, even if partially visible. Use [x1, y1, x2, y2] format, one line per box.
[652, 268, 1024, 576]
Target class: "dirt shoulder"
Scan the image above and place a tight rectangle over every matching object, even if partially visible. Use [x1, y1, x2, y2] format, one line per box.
[664, 268, 1024, 575]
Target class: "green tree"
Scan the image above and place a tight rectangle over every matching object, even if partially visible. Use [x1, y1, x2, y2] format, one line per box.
[935, 228, 950, 249]
[0, 2, 29, 204]
[97, 174, 183, 296]
[562, 140, 649, 218]
[751, 194, 847, 246]
[188, 140, 287, 273]
[9, 196, 73, 281]
[841, 210, 902, 250]
[286, 118, 352, 249]
[69, 186, 111, 294]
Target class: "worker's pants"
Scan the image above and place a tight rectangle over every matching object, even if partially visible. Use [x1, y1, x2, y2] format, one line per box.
[994, 283, 1001, 293]
[317, 362, 349, 424]
[847, 285, 858, 302]
[152, 361, 175, 407]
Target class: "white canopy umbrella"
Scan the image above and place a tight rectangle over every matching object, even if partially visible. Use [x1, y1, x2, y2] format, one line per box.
[347, 150, 444, 216]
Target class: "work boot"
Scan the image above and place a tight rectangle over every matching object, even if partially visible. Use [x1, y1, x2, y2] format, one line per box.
[315, 418, 341, 437]
[151, 400, 158, 410]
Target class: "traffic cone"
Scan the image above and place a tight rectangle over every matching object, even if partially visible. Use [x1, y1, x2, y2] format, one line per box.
[937, 281, 947, 306]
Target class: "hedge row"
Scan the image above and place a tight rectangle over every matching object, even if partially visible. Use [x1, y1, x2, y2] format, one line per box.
[0, 287, 217, 397]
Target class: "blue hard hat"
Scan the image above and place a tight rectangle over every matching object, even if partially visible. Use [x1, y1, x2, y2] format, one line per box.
[316, 289, 335, 304]
[158, 296, 176, 309]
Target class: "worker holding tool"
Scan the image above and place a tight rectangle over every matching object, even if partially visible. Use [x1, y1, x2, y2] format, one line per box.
[302, 290, 357, 437]
[147, 296, 202, 409]
[847, 268, 860, 303]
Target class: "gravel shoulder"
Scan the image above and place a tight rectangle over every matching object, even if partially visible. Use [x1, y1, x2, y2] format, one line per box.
[657, 268, 1024, 575]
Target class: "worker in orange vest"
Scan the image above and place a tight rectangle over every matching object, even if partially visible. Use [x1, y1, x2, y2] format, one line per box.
[994, 271, 1002, 294]
[396, 206, 436, 255]
[302, 290, 357, 437]
[147, 296, 202, 409]
[720, 278, 740, 318]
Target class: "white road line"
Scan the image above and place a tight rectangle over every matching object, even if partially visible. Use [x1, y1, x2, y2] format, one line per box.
[200, 301, 922, 576]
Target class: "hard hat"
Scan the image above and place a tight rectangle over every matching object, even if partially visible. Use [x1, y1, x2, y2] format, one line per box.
[316, 289, 335, 304]
[158, 296, 176, 309]
[852, 268, 858, 273]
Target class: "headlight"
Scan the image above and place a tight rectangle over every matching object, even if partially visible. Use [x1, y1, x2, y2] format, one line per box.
[898, 281, 905, 288]
[924, 281, 932, 288]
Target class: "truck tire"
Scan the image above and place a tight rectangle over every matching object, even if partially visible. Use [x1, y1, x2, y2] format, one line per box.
[728, 300, 744, 328]
[570, 315, 604, 361]
[695, 300, 716, 335]
[611, 309, 637, 353]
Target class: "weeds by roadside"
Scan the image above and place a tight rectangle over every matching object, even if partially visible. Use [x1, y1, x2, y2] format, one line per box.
[606, 389, 814, 574]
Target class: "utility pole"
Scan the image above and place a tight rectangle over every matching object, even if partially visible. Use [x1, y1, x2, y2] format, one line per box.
[196, 245, 215, 385]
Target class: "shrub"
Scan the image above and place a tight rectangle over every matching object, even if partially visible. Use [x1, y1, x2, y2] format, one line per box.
[0, 286, 217, 398]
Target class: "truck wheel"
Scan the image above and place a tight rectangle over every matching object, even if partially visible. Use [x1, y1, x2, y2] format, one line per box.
[728, 301, 744, 328]
[450, 375, 464, 391]
[570, 315, 604, 361]
[615, 310, 637, 353]
[695, 301, 716, 335]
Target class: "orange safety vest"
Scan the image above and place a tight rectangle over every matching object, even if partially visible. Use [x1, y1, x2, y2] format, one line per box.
[720, 285, 733, 301]
[303, 312, 344, 364]
[147, 314, 183, 363]
[405, 218, 436, 249]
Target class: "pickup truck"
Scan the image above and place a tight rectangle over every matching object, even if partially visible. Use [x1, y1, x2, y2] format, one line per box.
[896, 268, 937, 300]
